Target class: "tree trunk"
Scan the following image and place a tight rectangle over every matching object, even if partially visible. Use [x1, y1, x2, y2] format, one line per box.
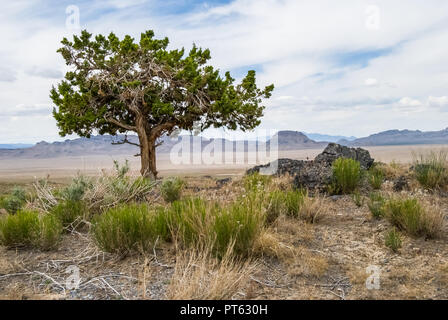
[139, 138, 157, 179]
[136, 116, 158, 179]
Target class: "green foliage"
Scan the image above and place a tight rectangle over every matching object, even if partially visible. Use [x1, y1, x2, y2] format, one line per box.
[265, 190, 285, 224]
[38, 214, 64, 250]
[352, 191, 364, 208]
[91, 203, 170, 254]
[160, 177, 185, 203]
[60, 175, 92, 202]
[331, 158, 362, 194]
[113, 160, 130, 179]
[0, 210, 62, 250]
[169, 198, 211, 246]
[384, 197, 444, 238]
[413, 151, 448, 190]
[284, 189, 306, 218]
[51, 29, 274, 177]
[368, 192, 387, 219]
[213, 200, 264, 257]
[368, 165, 385, 190]
[0, 186, 27, 214]
[385, 228, 402, 253]
[51, 200, 88, 230]
[385, 197, 425, 237]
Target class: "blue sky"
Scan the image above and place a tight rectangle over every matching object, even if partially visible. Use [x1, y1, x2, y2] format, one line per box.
[1, 0, 448, 143]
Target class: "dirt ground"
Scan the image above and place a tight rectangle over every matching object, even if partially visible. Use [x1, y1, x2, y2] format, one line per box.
[0, 174, 447, 300]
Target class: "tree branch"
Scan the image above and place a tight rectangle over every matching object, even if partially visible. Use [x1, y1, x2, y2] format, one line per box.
[105, 116, 137, 131]
[111, 134, 141, 147]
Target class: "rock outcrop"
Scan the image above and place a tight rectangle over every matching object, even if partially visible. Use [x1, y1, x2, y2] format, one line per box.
[314, 143, 374, 170]
[247, 143, 374, 190]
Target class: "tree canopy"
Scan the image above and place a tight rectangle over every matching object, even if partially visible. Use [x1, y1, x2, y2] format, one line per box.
[51, 29, 274, 178]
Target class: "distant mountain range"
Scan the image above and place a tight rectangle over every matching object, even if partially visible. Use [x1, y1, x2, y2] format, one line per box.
[339, 128, 448, 146]
[0, 131, 326, 159]
[1, 128, 447, 159]
[304, 133, 356, 143]
[0, 144, 34, 149]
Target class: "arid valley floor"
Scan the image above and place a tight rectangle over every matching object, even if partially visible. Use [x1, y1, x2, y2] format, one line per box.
[0, 144, 447, 300]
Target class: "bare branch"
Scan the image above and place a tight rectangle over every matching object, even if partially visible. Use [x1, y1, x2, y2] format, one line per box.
[111, 134, 141, 147]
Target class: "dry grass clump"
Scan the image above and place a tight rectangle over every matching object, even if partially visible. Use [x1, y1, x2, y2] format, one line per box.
[32, 161, 157, 213]
[252, 230, 295, 261]
[166, 244, 256, 300]
[287, 247, 329, 278]
[265, 189, 327, 224]
[381, 160, 408, 180]
[413, 150, 448, 191]
[299, 194, 328, 224]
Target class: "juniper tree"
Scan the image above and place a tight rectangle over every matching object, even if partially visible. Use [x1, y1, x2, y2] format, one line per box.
[51, 30, 274, 178]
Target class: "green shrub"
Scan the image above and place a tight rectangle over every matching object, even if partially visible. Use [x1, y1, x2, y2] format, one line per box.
[385, 197, 444, 238]
[352, 191, 364, 207]
[331, 158, 362, 194]
[284, 190, 306, 217]
[38, 214, 63, 250]
[213, 200, 264, 257]
[168, 197, 264, 257]
[169, 198, 212, 246]
[386, 198, 423, 236]
[385, 228, 402, 253]
[0, 210, 62, 250]
[0, 186, 27, 214]
[368, 192, 387, 219]
[368, 165, 385, 190]
[51, 200, 89, 230]
[413, 151, 448, 190]
[160, 177, 185, 203]
[60, 175, 92, 202]
[91, 203, 170, 254]
[113, 159, 130, 179]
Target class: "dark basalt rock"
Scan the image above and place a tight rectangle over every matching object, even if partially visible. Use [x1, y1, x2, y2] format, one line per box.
[246, 158, 306, 176]
[216, 177, 232, 188]
[393, 176, 409, 192]
[315, 143, 374, 170]
[247, 143, 374, 191]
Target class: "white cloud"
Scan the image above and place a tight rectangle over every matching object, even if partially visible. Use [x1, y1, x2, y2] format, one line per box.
[398, 97, 422, 107]
[1, 0, 448, 142]
[365, 78, 378, 86]
[428, 96, 448, 108]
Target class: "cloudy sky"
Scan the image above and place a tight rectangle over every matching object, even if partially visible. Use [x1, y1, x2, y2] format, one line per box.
[1, 0, 448, 143]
